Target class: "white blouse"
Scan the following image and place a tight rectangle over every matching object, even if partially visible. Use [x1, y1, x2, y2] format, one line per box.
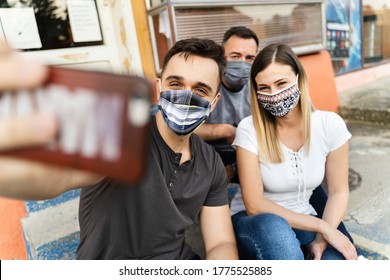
[230, 110, 352, 216]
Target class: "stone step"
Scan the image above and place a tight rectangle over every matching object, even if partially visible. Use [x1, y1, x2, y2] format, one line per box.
[22, 195, 80, 260]
[339, 77, 390, 125]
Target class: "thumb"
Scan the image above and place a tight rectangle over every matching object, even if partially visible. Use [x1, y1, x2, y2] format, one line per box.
[0, 40, 48, 90]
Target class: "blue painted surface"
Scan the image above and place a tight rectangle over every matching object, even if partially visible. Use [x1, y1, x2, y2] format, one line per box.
[356, 246, 388, 260]
[345, 215, 390, 245]
[23, 190, 81, 259]
[35, 232, 80, 260]
[25, 189, 80, 213]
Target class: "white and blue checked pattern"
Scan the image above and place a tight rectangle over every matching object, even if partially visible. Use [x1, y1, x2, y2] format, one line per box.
[158, 90, 211, 135]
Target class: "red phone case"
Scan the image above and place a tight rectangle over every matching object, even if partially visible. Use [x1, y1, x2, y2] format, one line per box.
[0, 66, 152, 183]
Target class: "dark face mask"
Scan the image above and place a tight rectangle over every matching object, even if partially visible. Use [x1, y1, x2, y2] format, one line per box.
[223, 61, 252, 92]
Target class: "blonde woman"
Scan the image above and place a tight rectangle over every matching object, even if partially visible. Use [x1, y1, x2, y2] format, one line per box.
[230, 43, 357, 260]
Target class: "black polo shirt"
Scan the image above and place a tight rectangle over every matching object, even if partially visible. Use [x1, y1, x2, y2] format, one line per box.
[77, 116, 228, 259]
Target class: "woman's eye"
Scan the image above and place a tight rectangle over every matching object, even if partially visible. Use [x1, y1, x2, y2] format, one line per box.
[278, 82, 287, 87]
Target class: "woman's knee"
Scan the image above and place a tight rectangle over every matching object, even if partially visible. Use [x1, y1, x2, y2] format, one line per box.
[251, 213, 291, 233]
[232, 212, 303, 260]
[234, 213, 292, 240]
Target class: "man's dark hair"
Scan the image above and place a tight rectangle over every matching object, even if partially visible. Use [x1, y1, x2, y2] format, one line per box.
[161, 38, 226, 86]
[222, 26, 259, 47]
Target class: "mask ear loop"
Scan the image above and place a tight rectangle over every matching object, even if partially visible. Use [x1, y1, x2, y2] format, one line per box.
[210, 92, 220, 107]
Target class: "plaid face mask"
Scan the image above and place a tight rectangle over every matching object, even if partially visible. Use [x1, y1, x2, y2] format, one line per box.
[158, 90, 212, 135]
[256, 75, 300, 117]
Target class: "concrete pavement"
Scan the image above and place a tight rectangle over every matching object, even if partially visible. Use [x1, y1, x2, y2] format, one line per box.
[339, 77, 390, 260]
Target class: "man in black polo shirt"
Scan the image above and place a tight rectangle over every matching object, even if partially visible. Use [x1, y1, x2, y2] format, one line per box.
[0, 38, 238, 260]
[77, 38, 237, 259]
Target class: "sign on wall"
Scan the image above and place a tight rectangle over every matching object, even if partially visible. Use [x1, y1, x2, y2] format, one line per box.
[326, 0, 362, 74]
[0, 0, 103, 51]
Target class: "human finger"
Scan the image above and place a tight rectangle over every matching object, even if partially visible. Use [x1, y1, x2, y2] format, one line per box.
[0, 113, 57, 151]
[341, 242, 358, 260]
[309, 244, 322, 260]
[0, 40, 48, 90]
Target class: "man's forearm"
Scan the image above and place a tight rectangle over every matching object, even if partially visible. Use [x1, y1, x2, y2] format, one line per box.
[0, 157, 102, 201]
[196, 123, 236, 142]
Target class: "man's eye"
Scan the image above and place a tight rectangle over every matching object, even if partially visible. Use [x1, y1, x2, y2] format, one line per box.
[170, 82, 181, 88]
[194, 88, 207, 95]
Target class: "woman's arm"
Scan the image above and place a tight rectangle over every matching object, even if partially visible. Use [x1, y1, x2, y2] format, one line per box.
[322, 142, 350, 228]
[310, 142, 357, 259]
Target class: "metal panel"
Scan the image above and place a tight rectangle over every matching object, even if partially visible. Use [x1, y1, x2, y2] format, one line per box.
[147, 0, 326, 71]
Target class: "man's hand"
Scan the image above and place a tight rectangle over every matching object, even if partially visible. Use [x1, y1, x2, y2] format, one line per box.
[0, 40, 100, 200]
[0, 40, 48, 90]
[225, 164, 237, 182]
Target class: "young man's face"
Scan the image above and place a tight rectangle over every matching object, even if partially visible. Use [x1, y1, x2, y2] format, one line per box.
[224, 35, 257, 64]
[160, 53, 221, 105]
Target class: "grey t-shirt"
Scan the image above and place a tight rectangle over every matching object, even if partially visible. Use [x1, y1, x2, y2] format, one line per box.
[206, 83, 251, 126]
[77, 117, 228, 259]
[205, 83, 251, 166]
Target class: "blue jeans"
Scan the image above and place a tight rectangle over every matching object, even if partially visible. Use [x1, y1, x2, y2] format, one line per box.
[231, 186, 354, 260]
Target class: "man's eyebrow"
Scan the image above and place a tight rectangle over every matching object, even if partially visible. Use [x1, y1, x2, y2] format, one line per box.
[166, 75, 213, 93]
[227, 52, 242, 56]
[165, 75, 184, 81]
[195, 82, 213, 94]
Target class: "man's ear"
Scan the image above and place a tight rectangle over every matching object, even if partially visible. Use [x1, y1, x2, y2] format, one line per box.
[210, 92, 221, 113]
[152, 78, 162, 102]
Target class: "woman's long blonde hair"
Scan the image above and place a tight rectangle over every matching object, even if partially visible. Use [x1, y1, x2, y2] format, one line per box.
[250, 44, 315, 163]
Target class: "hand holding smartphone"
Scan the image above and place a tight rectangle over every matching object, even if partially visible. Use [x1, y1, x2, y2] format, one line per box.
[0, 67, 151, 183]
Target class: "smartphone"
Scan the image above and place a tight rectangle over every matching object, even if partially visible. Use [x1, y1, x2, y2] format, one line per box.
[0, 66, 152, 183]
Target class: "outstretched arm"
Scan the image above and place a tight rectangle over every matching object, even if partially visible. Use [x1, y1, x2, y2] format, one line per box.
[0, 40, 101, 200]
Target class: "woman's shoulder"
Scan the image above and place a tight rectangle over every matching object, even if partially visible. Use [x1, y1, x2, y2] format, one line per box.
[311, 110, 351, 148]
[312, 110, 346, 126]
[237, 115, 254, 128]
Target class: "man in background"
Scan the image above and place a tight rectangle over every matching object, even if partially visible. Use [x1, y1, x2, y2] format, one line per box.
[196, 26, 259, 182]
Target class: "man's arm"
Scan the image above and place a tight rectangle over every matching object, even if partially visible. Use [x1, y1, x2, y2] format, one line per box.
[0, 40, 102, 201]
[0, 157, 102, 200]
[196, 123, 236, 144]
[199, 204, 238, 260]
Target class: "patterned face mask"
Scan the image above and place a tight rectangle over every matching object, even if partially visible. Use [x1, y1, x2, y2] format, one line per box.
[257, 75, 300, 117]
[158, 90, 214, 135]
